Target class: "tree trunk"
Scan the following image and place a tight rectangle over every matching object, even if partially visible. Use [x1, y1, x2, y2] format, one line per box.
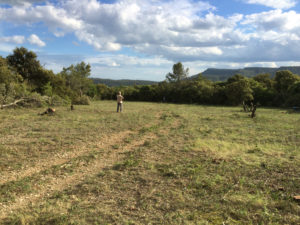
[251, 105, 257, 118]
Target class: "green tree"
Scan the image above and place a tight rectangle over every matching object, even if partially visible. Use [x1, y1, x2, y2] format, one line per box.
[225, 78, 253, 105]
[253, 73, 274, 89]
[286, 81, 300, 106]
[60, 62, 92, 98]
[227, 74, 245, 83]
[274, 70, 300, 101]
[6, 47, 39, 80]
[0, 56, 22, 84]
[48, 73, 71, 99]
[6, 47, 51, 91]
[0, 56, 25, 105]
[95, 83, 111, 100]
[166, 62, 189, 82]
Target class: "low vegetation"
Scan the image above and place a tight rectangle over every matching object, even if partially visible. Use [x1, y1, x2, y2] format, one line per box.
[0, 101, 299, 224]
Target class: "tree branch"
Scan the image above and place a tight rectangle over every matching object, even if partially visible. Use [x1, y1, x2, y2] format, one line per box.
[1, 98, 28, 109]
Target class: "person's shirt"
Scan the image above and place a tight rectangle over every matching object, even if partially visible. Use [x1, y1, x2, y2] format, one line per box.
[117, 94, 123, 103]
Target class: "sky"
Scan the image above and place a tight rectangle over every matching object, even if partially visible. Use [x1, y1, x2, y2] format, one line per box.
[1, 0, 300, 81]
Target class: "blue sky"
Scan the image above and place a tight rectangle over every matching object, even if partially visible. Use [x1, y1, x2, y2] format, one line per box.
[1, 0, 300, 81]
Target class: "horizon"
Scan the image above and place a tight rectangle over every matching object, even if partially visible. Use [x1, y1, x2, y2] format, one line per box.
[1, 0, 300, 81]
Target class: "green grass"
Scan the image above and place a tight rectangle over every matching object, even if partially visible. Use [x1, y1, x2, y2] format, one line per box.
[0, 101, 299, 224]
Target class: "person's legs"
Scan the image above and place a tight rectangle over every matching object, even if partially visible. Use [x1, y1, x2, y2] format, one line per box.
[120, 103, 122, 112]
[117, 103, 120, 112]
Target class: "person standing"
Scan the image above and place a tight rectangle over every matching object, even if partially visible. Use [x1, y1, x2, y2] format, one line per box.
[116, 91, 124, 112]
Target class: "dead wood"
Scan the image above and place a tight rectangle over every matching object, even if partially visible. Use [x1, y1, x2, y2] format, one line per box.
[1, 98, 27, 109]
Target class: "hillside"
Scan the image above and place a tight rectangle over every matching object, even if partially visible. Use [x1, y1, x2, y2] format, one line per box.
[91, 78, 158, 86]
[200, 66, 300, 81]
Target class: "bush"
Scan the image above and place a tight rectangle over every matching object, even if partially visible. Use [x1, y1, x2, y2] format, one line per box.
[285, 93, 300, 107]
[0, 83, 16, 105]
[72, 95, 90, 105]
[46, 95, 71, 106]
[19, 92, 46, 108]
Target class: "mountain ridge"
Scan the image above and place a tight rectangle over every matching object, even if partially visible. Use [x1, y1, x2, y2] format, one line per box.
[198, 66, 300, 81]
[91, 66, 300, 86]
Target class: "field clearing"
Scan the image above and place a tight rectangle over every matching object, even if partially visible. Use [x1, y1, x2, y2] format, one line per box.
[0, 101, 299, 224]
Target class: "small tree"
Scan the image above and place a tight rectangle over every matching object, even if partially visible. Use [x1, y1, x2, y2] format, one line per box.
[166, 62, 189, 82]
[60, 61, 92, 98]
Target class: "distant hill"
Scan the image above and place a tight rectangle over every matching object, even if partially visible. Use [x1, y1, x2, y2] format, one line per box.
[91, 66, 300, 85]
[90, 78, 158, 87]
[198, 66, 300, 81]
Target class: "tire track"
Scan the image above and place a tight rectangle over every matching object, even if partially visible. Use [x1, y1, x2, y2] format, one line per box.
[0, 112, 163, 186]
[0, 127, 156, 220]
[0, 112, 165, 220]
[0, 130, 132, 186]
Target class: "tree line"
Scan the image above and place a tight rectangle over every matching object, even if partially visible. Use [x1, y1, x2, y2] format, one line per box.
[1, 47, 300, 108]
[101, 62, 300, 108]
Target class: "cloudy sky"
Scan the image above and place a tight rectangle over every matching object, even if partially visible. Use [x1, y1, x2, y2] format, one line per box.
[1, 0, 300, 81]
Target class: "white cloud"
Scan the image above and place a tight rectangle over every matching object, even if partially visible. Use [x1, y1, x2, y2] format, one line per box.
[0, 0, 218, 51]
[84, 54, 172, 67]
[1, 0, 300, 72]
[241, 10, 300, 48]
[28, 34, 45, 47]
[0, 0, 44, 6]
[243, 9, 300, 31]
[245, 0, 296, 9]
[0, 35, 25, 44]
[0, 3, 82, 36]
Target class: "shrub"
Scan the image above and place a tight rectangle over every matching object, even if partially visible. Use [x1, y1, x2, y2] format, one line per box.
[18, 92, 46, 108]
[45, 94, 71, 106]
[72, 95, 90, 105]
[0, 83, 16, 105]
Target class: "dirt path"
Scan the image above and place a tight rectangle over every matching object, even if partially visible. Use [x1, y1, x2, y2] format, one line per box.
[0, 131, 155, 220]
[0, 130, 132, 186]
[0, 112, 164, 186]
[0, 112, 167, 220]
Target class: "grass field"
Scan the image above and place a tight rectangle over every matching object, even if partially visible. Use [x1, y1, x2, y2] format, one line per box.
[0, 101, 299, 224]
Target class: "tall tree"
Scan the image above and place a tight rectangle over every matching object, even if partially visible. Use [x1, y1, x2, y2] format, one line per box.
[225, 78, 253, 105]
[274, 70, 300, 99]
[60, 62, 92, 97]
[6, 47, 51, 91]
[6, 47, 40, 81]
[166, 62, 189, 82]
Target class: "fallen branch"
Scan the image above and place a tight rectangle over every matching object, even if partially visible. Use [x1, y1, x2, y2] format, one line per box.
[0, 98, 27, 109]
[1, 97, 43, 109]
